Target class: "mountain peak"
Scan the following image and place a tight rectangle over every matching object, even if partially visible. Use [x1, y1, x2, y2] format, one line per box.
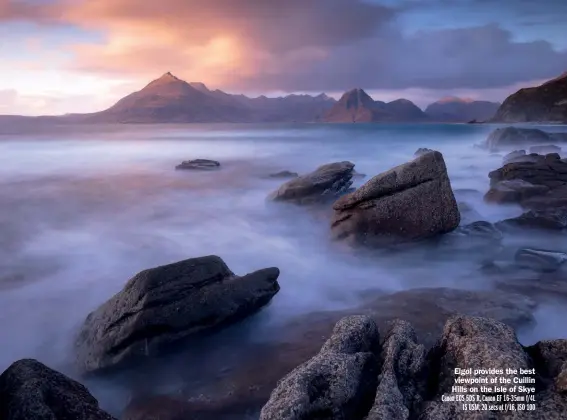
[159, 72, 180, 81]
[189, 82, 210, 93]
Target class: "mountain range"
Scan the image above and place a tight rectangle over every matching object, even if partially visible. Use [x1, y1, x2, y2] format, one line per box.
[4, 71, 563, 124]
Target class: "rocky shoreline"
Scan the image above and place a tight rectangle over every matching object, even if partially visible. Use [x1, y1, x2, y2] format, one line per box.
[2, 126, 567, 419]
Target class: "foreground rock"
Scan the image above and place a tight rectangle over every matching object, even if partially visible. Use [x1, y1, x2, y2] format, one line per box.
[260, 315, 380, 420]
[331, 151, 460, 247]
[175, 159, 221, 170]
[75, 256, 280, 373]
[0, 359, 115, 420]
[484, 126, 567, 152]
[267, 161, 355, 204]
[261, 315, 567, 419]
[485, 153, 567, 208]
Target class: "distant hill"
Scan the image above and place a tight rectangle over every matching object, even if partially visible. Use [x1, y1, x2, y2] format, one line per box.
[323, 88, 429, 122]
[425, 97, 500, 122]
[491, 72, 567, 123]
[62, 73, 336, 124]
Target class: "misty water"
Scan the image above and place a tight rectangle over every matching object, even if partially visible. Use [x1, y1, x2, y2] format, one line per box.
[1, 123, 567, 416]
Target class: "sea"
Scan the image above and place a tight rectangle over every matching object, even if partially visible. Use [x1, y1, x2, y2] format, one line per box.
[1, 122, 566, 416]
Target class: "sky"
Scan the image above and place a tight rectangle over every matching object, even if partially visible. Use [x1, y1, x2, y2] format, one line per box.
[1, 0, 566, 115]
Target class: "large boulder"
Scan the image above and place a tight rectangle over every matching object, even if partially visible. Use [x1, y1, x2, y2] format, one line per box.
[75, 256, 280, 373]
[331, 151, 460, 247]
[484, 179, 549, 204]
[267, 161, 355, 205]
[259, 315, 380, 420]
[0, 359, 115, 420]
[484, 127, 561, 152]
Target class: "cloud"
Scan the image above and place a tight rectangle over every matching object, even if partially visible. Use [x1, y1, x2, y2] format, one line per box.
[2, 0, 567, 95]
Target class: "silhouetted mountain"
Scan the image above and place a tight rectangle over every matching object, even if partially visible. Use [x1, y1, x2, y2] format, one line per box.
[323, 88, 428, 122]
[425, 97, 500, 122]
[491, 72, 567, 123]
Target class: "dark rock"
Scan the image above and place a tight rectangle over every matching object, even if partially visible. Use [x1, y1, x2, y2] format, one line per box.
[487, 155, 567, 209]
[502, 149, 527, 165]
[530, 144, 562, 155]
[495, 208, 567, 231]
[526, 340, 567, 379]
[267, 170, 299, 179]
[484, 127, 554, 152]
[484, 179, 549, 204]
[75, 255, 280, 374]
[0, 359, 116, 420]
[267, 161, 355, 205]
[259, 315, 380, 420]
[364, 320, 426, 419]
[331, 151, 460, 247]
[515, 248, 567, 273]
[175, 159, 221, 170]
[414, 147, 434, 157]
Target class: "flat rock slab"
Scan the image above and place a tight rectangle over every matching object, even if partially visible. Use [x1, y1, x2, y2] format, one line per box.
[175, 159, 221, 170]
[267, 161, 355, 205]
[75, 255, 280, 374]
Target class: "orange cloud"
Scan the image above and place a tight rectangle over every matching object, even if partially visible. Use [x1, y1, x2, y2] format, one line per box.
[8, 0, 391, 90]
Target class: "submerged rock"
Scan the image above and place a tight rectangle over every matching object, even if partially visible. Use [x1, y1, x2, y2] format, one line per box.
[496, 208, 567, 231]
[267, 161, 355, 205]
[267, 170, 299, 179]
[259, 315, 380, 420]
[331, 151, 460, 247]
[0, 359, 116, 420]
[484, 127, 557, 151]
[502, 149, 527, 165]
[484, 179, 549, 204]
[175, 159, 221, 170]
[515, 248, 567, 273]
[75, 255, 280, 373]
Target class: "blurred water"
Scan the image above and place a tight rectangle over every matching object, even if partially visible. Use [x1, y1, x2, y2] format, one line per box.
[0, 122, 565, 414]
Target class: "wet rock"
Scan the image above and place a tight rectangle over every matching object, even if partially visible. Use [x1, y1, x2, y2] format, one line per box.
[414, 147, 434, 157]
[175, 159, 221, 170]
[530, 144, 562, 155]
[487, 155, 567, 208]
[331, 151, 460, 247]
[503, 149, 527, 165]
[484, 127, 556, 152]
[515, 248, 567, 272]
[484, 179, 549, 204]
[267, 170, 299, 179]
[267, 161, 355, 205]
[259, 315, 380, 420]
[0, 359, 115, 420]
[75, 255, 280, 374]
[364, 320, 426, 420]
[495, 208, 567, 231]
